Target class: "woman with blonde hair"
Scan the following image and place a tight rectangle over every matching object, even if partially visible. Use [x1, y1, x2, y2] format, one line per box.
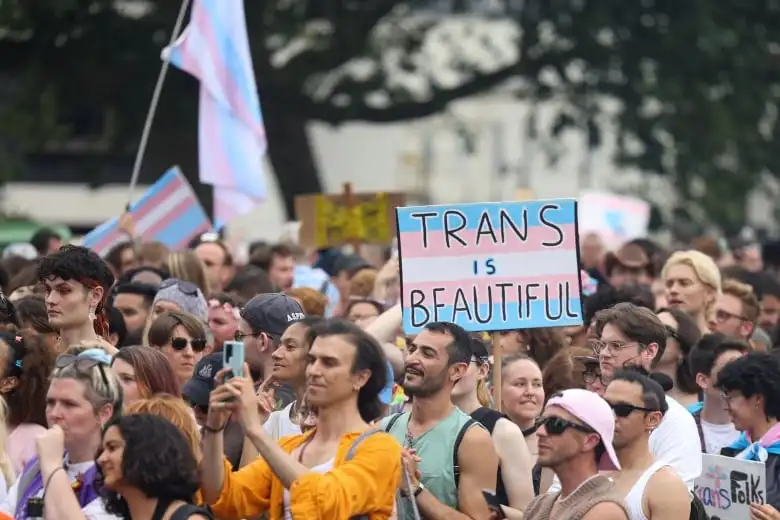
[450, 336, 534, 514]
[0, 399, 16, 502]
[166, 250, 211, 298]
[662, 250, 722, 333]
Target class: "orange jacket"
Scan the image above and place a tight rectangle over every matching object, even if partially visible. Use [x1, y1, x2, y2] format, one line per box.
[209, 429, 401, 520]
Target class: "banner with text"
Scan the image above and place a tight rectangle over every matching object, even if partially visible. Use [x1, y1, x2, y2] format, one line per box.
[396, 199, 583, 334]
[694, 453, 765, 520]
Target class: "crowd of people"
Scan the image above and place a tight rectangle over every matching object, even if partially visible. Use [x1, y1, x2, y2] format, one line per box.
[0, 227, 777, 519]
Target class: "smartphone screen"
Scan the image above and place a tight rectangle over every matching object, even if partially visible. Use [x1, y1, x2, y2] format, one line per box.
[222, 340, 245, 380]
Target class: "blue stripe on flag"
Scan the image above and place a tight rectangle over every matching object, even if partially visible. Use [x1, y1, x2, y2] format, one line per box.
[155, 203, 211, 246]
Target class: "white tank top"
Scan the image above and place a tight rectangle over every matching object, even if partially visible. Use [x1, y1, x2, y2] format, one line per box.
[283, 458, 335, 520]
[624, 461, 668, 520]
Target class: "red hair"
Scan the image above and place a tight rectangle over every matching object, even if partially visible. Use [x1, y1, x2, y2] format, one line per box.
[78, 278, 109, 340]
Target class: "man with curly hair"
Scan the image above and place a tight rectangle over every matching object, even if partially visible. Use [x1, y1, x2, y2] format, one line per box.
[36, 245, 117, 353]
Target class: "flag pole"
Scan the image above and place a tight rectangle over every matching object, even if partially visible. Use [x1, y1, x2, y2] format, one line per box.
[127, 0, 192, 207]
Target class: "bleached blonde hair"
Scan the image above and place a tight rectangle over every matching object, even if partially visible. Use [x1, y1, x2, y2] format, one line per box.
[0, 399, 15, 486]
[662, 250, 722, 313]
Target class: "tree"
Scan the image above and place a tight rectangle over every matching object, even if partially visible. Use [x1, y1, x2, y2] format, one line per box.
[506, 0, 780, 234]
[0, 0, 518, 220]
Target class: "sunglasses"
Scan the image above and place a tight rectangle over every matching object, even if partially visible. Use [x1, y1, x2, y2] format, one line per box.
[55, 354, 110, 389]
[170, 337, 207, 353]
[608, 401, 658, 418]
[535, 415, 596, 436]
[159, 279, 200, 296]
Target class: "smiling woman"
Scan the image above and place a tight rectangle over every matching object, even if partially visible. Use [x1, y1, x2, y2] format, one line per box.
[96, 414, 211, 519]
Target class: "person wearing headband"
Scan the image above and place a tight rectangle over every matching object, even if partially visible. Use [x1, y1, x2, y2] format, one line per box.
[36, 245, 116, 353]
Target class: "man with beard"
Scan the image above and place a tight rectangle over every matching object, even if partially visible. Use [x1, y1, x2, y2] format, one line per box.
[605, 369, 690, 520]
[379, 321, 498, 519]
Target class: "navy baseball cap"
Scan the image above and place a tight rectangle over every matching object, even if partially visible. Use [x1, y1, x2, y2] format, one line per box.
[240, 293, 305, 337]
[182, 353, 221, 408]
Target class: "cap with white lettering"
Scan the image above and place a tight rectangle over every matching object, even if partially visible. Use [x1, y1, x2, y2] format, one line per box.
[240, 293, 305, 337]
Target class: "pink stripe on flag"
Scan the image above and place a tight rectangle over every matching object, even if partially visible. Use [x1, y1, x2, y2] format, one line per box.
[92, 175, 186, 253]
[399, 224, 577, 258]
[402, 274, 581, 305]
[200, 92, 234, 188]
[188, 5, 262, 136]
[143, 194, 195, 238]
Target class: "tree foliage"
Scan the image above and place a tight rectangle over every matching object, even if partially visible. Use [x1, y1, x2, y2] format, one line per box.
[507, 0, 780, 234]
[1, 0, 779, 232]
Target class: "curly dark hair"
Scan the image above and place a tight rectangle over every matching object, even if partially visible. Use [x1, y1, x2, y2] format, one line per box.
[36, 245, 116, 338]
[717, 352, 780, 420]
[96, 414, 200, 518]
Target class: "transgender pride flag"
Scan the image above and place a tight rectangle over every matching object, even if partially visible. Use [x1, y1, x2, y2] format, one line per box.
[82, 168, 211, 256]
[166, 0, 266, 227]
[396, 200, 584, 334]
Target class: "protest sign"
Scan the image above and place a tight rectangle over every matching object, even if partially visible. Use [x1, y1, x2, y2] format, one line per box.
[396, 199, 583, 334]
[694, 453, 766, 520]
[82, 167, 212, 256]
[578, 190, 650, 249]
[295, 186, 404, 249]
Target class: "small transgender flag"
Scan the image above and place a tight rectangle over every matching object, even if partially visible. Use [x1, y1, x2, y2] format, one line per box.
[82, 168, 211, 256]
[166, 0, 266, 227]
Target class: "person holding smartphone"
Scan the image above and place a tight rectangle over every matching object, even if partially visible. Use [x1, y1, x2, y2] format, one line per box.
[200, 319, 402, 519]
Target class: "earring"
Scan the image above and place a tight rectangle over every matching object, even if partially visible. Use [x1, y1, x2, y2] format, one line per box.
[88, 308, 96, 320]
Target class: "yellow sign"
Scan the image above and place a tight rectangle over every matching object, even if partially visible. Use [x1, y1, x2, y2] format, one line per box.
[313, 193, 390, 248]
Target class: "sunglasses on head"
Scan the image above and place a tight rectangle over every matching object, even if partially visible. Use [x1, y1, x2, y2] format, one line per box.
[535, 415, 597, 436]
[170, 337, 207, 353]
[608, 401, 658, 418]
[55, 354, 110, 389]
[159, 279, 200, 296]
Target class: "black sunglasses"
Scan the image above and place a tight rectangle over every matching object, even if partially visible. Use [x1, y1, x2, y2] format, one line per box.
[170, 337, 207, 353]
[535, 415, 596, 436]
[55, 355, 110, 389]
[608, 401, 658, 418]
[159, 279, 200, 296]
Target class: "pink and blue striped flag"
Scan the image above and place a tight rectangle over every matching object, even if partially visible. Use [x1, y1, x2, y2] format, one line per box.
[166, 0, 266, 227]
[82, 167, 212, 256]
[396, 199, 584, 334]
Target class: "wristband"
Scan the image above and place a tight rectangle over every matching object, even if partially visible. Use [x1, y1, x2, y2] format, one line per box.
[44, 467, 66, 495]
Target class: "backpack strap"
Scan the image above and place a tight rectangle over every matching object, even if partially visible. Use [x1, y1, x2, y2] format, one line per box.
[346, 429, 383, 461]
[319, 279, 330, 294]
[453, 418, 477, 489]
[16, 458, 41, 514]
[383, 412, 404, 434]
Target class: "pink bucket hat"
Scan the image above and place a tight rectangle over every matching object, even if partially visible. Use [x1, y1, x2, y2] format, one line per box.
[546, 388, 621, 471]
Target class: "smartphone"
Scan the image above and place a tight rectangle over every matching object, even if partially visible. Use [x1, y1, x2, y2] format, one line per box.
[222, 340, 245, 381]
[482, 490, 505, 518]
[391, 237, 399, 259]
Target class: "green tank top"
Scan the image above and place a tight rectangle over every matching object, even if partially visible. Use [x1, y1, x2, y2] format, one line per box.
[379, 407, 480, 518]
